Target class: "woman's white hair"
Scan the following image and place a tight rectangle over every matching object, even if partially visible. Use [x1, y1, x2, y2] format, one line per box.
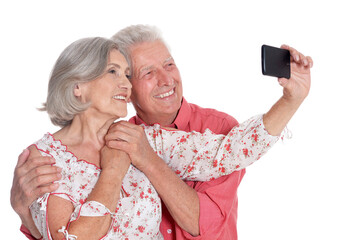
[41, 37, 119, 127]
[111, 24, 169, 71]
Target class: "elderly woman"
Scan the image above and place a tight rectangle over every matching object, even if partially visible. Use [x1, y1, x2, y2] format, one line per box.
[27, 37, 281, 239]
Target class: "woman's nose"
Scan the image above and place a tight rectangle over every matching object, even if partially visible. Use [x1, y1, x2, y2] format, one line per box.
[118, 76, 132, 90]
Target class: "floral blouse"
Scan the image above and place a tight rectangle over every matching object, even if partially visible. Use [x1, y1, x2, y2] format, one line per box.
[30, 115, 280, 240]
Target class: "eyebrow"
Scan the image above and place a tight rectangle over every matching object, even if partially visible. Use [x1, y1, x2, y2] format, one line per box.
[163, 57, 173, 63]
[138, 57, 174, 75]
[139, 65, 153, 74]
[108, 63, 121, 69]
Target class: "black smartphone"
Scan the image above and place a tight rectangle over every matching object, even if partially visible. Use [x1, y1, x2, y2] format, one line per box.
[261, 45, 291, 79]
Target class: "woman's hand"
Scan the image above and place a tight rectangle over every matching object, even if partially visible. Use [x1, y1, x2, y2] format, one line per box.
[263, 45, 313, 136]
[100, 145, 131, 174]
[278, 45, 313, 104]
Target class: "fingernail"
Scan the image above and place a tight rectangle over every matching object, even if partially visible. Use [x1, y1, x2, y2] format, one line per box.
[295, 55, 300, 61]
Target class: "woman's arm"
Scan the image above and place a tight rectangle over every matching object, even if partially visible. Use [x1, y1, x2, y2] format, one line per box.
[29, 145, 130, 240]
[11, 149, 61, 239]
[143, 115, 279, 181]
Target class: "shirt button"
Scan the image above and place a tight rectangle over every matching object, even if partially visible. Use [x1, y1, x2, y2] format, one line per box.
[167, 229, 172, 234]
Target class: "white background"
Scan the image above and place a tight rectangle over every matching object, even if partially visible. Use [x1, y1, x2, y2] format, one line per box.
[1, 0, 359, 239]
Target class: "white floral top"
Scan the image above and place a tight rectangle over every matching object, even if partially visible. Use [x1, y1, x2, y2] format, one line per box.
[30, 115, 280, 240]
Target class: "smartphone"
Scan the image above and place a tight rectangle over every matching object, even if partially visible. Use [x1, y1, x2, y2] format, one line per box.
[261, 44, 291, 79]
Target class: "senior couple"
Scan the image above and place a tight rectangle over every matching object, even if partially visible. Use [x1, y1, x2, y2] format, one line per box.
[11, 24, 313, 239]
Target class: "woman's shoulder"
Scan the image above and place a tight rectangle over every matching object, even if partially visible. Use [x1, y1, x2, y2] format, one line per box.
[31, 132, 66, 156]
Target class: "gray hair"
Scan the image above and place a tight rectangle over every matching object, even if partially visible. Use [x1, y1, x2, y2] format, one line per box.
[41, 37, 119, 127]
[111, 24, 169, 71]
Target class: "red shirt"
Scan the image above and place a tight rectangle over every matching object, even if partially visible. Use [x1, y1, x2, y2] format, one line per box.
[130, 98, 245, 239]
[21, 98, 245, 240]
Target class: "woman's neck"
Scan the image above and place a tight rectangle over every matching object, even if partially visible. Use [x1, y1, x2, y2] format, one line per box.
[54, 112, 117, 150]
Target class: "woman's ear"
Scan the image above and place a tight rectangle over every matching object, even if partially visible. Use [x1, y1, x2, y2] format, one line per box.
[73, 84, 82, 97]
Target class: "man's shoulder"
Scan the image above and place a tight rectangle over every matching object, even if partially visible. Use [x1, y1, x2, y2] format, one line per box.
[187, 102, 239, 134]
[188, 102, 238, 125]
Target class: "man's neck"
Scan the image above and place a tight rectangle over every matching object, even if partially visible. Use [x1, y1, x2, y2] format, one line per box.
[137, 111, 179, 126]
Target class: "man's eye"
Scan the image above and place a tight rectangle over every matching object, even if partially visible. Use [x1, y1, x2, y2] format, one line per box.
[126, 75, 131, 80]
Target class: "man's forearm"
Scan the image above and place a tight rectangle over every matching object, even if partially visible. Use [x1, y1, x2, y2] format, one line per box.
[140, 153, 200, 236]
[263, 96, 304, 136]
[20, 213, 42, 239]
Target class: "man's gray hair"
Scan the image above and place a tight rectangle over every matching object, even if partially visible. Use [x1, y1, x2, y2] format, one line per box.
[111, 24, 169, 70]
[41, 37, 119, 127]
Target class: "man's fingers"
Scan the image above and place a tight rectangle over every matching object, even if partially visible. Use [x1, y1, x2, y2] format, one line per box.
[24, 171, 62, 192]
[32, 182, 60, 198]
[105, 130, 132, 143]
[282, 44, 313, 68]
[116, 120, 141, 129]
[20, 156, 56, 173]
[16, 149, 30, 167]
[18, 165, 61, 191]
[107, 123, 144, 142]
[107, 140, 129, 152]
[305, 56, 313, 68]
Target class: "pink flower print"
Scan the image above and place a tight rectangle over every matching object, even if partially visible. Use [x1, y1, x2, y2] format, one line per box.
[243, 148, 249, 157]
[225, 143, 231, 151]
[213, 159, 218, 167]
[252, 133, 258, 142]
[124, 221, 129, 228]
[180, 136, 187, 143]
[138, 226, 145, 233]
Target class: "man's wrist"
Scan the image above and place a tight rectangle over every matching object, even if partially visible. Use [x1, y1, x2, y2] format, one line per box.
[136, 153, 164, 176]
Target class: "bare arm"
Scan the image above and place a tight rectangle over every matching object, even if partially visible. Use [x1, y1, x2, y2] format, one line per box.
[263, 45, 313, 136]
[11, 148, 62, 239]
[29, 145, 130, 240]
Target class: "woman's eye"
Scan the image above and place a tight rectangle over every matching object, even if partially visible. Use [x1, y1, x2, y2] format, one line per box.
[109, 69, 116, 74]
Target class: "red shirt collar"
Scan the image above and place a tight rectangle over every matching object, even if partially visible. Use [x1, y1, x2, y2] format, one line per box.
[131, 98, 191, 130]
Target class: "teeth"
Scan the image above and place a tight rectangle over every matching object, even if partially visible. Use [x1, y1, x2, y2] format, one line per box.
[113, 95, 126, 100]
[156, 89, 174, 99]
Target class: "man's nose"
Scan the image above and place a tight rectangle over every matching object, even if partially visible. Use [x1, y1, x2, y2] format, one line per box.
[157, 69, 174, 86]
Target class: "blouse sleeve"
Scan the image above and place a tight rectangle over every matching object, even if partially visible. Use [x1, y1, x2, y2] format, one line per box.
[143, 115, 281, 181]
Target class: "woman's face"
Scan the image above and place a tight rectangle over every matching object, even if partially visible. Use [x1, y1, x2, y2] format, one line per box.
[77, 49, 132, 119]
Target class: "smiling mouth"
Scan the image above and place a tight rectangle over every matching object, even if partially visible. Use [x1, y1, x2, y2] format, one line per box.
[154, 89, 175, 99]
[113, 95, 127, 101]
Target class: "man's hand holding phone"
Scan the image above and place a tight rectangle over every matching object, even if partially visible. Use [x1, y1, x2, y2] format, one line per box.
[262, 44, 313, 103]
[261, 44, 313, 136]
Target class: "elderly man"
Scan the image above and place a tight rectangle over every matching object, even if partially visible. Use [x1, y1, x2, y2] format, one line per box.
[11, 25, 312, 239]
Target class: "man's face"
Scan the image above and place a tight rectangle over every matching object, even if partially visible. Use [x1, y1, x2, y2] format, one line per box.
[129, 40, 183, 124]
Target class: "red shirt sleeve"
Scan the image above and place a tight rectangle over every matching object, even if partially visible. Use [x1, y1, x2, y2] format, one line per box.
[20, 225, 39, 240]
[171, 170, 245, 239]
